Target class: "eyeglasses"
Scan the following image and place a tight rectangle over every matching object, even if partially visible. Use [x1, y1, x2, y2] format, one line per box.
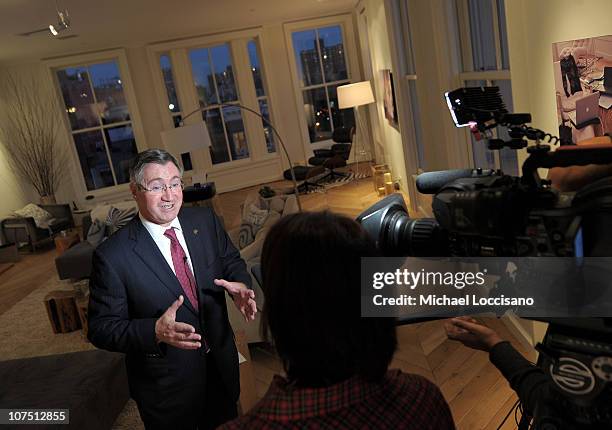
[138, 181, 184, 194]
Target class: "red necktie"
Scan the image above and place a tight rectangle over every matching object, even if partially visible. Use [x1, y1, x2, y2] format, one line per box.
[164, 228, 199, 311]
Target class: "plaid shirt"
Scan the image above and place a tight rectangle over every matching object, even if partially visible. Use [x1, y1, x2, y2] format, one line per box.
[219, 369, 455, 429]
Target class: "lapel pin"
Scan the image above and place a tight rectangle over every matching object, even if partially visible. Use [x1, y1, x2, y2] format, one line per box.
[193, 229, 199, 235]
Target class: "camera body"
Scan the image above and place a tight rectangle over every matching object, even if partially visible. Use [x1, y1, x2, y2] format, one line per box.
[356, 86, 612, 429]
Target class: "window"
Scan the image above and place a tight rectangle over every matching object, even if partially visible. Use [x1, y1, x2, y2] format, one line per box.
[456, 0, 517, 176]
[248, 40, 276, 153]
[291, 25, 355, 143]
[189, 44, 249, 164]
[159, 54, 183, 128]
[56, 61, 138, 190]
[395, 0, 426, 171]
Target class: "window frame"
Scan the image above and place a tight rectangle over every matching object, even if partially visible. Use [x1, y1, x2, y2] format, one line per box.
[46, 48, 145, 199]
[284, 15, 361, 153]
[455, 0, 515, 172]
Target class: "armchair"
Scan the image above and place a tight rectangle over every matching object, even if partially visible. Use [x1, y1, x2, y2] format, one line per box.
[1, 204, 74, 251]
[307, 126, 354, 182]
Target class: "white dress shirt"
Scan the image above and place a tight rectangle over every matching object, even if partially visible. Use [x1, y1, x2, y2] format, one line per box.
[139, 213, 195, 276]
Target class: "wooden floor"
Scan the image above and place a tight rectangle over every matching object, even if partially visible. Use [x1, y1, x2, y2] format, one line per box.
[0, 170, 534, 429]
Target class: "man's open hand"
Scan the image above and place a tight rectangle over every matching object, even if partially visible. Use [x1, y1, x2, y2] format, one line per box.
[214, 279, 257, 322]
[444, 316, 504, 352]
[155, 295, 202, 350]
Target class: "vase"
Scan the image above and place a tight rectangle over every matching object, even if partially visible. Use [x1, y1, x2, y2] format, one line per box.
[40, 194, 57, 205]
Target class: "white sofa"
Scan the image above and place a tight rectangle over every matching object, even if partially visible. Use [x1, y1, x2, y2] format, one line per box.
[226, 193, 299, 343]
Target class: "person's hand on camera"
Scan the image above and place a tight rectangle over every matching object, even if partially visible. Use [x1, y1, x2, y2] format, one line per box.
[444, 316, 504, 352]
[155, 295, 202, 350]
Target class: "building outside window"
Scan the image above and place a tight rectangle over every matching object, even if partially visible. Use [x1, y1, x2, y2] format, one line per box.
[291, 25, 355, 143]
[188, 44, 249, 165]
[56, 60, 138, 191]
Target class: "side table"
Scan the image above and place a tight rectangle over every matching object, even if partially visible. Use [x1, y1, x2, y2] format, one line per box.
[72, 209, 92, 229]
[54, 230, 81, 255]
[43, 290, 82, 334]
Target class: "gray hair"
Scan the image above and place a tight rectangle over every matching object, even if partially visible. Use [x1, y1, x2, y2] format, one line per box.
[129, 148, 183, 186]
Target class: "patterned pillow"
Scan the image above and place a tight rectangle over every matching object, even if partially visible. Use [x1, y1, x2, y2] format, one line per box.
[105, 206, 138, 236]
[86, 219, 108, 246]
[237, 204, 269, 249]
[13, 204, 52, 228]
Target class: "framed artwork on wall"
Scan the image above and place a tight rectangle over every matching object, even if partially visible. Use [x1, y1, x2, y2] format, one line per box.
[552, 35, 612, 144]
[382, 69, 399, 130]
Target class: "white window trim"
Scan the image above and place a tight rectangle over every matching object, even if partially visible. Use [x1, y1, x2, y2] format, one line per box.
[456, 0, 514, 172]
[45, 48, 146, 200]
[146, 28, 282, 175]
[283, 14, 361, 155]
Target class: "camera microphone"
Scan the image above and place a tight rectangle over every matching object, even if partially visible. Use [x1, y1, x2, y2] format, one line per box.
[416, 169, 475, 194]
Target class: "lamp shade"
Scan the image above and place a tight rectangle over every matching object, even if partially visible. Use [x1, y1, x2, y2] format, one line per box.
[160, 121, 212, 153]
[337, 81, 375, 109]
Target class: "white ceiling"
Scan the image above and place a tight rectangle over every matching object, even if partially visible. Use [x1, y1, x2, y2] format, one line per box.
[0, 0, 357, 66]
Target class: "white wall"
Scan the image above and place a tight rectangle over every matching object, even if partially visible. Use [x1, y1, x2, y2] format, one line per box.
[359, 0, 408, 189]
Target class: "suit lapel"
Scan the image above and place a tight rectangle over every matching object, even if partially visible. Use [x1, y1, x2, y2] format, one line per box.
[130, 217, 199, 317]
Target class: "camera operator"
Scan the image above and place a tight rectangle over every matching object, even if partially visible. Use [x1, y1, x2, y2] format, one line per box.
[548, 136, 612, 191]
[445, 317, 551, 425]
[221, 212, 455, 430]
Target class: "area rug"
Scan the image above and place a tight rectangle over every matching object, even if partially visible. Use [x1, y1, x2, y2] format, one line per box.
[303, 170, 371, 194]
[0, 277, 143, 429]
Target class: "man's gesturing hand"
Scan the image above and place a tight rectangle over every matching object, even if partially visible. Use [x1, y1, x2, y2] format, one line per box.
[155, 295, 202, 350]
[214, 279, 257, 322]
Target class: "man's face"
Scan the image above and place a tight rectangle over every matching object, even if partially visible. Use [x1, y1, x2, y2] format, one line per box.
[131, 162, 183, 226]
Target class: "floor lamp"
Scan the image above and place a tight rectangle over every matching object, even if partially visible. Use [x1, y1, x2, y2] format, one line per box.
[161, 103, 302, 212]
[337, 81, 375, 176]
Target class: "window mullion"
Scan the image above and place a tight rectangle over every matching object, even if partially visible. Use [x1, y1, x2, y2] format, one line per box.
[207, 49, 234, 161]
[314, 29, 327, 88]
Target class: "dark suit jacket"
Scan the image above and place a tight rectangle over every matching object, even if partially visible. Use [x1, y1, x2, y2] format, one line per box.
[87, 207, 251, 424]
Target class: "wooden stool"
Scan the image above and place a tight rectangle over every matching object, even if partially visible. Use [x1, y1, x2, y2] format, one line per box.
[76, 295, 89, 339]
[54, 231, 81, 255]
[44, 290, 82, 334]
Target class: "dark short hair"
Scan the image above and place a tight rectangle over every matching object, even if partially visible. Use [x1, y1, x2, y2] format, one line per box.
[261, 211, 397, 387]
[129, 148, 183, 186]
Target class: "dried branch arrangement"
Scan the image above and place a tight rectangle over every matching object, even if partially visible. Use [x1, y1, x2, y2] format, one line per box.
[0, 71, 64, 200]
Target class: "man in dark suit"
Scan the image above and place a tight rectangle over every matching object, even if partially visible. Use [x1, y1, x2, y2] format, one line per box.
[88, 148, 256, 430]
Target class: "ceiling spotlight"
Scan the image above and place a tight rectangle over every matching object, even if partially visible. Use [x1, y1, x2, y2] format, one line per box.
[49, 10, 70, 37]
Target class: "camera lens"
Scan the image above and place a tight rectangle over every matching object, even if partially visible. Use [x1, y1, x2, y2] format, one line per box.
[381, 210, 445, 256]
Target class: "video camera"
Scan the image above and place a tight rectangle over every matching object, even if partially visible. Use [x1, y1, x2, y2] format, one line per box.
[358, 86, 612, 258]
[356, 87, 612, 429]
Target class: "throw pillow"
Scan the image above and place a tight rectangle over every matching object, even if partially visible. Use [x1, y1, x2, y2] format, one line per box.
[237, 204, 269, 249]
[106, 206, 138, 236]
[87, 219, 107, 246]
[13, 204, 53, 228]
